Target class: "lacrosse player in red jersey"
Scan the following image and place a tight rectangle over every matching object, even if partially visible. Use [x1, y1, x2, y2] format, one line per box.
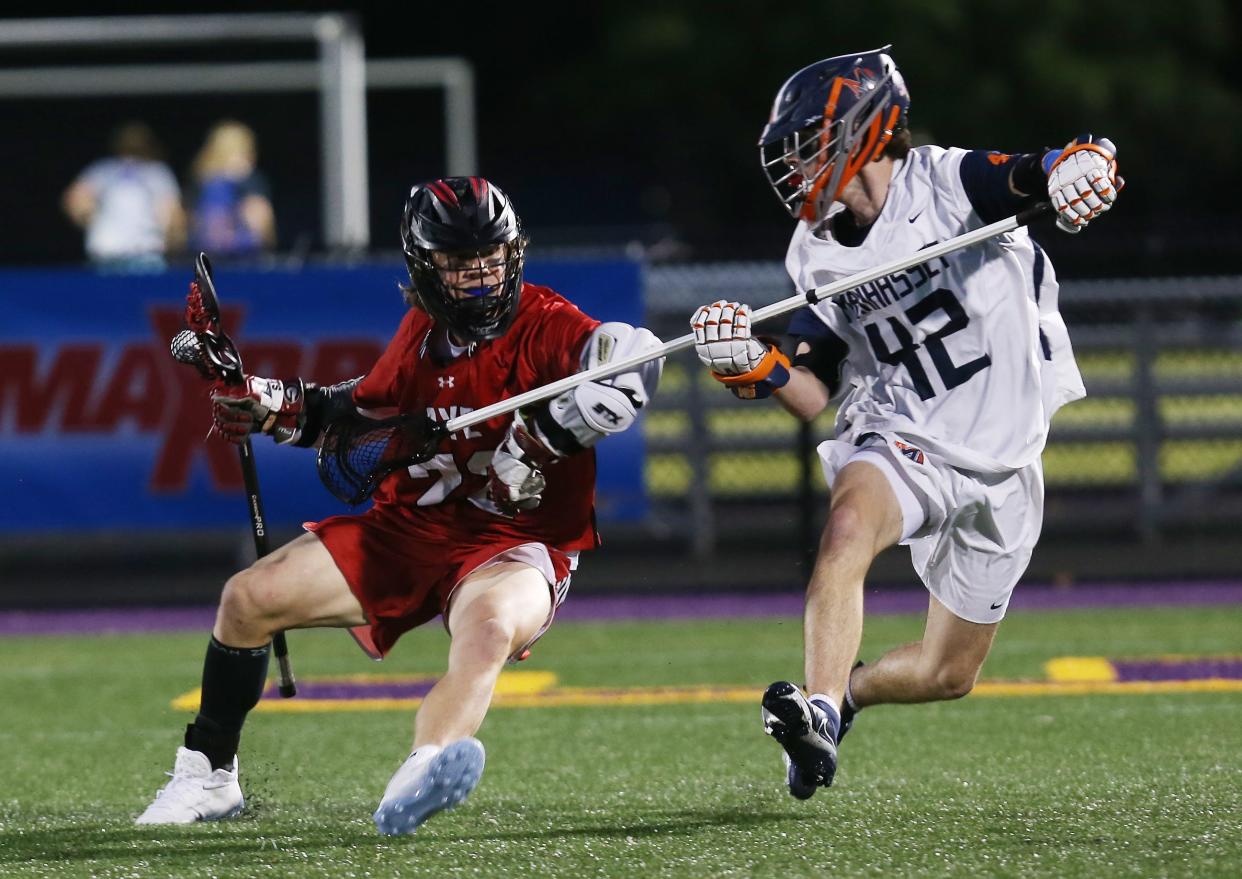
[137, 177, 663, 835]
[690, 46, 1121, 799]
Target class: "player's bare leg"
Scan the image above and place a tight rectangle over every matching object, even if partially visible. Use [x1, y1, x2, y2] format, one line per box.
[214, 532, 368, 647]
[374, 561, 553, 836]
[847, 595, 998, 707]
[139, 532, 365, 825]
[415, 561, 553, 747]
[763, 460, 904, 795]
[803, 461, 904, 703]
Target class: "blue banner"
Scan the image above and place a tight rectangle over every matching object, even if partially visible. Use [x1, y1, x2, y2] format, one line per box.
[0, 258, 646, 533]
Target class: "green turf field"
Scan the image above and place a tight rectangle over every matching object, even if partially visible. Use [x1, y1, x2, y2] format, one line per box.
[2, 605, 1240, 878]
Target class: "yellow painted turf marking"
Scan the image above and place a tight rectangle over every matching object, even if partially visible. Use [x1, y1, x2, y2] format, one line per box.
[1045, 656, 1118, 682]
[170, 675, 1242, 713]
[170, 669, 556, 711]
[973, 679, 1242, 696]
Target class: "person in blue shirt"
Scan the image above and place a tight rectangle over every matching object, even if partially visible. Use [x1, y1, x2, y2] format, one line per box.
[189, 121, 277, 259]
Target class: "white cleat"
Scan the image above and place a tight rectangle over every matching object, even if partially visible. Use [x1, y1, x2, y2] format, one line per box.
[135, 747, 244, 825]
[373, 738, 485, 836]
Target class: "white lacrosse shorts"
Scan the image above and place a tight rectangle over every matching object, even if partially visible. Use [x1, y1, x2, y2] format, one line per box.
[817, 431, 1044, 624]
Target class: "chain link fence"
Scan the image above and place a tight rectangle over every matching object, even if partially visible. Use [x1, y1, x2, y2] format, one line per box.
[640, 264, 1242, 569]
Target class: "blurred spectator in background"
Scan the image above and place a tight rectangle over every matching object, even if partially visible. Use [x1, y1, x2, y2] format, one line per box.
[189, 121, 276, 259]
[61, 121, 184, 271]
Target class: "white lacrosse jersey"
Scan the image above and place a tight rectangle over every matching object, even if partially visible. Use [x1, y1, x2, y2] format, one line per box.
[787, 145, 1084, 474]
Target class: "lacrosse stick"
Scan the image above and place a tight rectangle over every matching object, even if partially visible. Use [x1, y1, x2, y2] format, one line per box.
[316, 412, 446, 506]
[169, 253, 297, 698]
[443, 203, 1051, 435]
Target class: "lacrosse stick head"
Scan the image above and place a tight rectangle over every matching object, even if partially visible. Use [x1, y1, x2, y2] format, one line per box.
[317, 413, 447, 505]
[194, 252, 219, 313]
[169, 329, 218, 381]
[182, 252, 243, 383]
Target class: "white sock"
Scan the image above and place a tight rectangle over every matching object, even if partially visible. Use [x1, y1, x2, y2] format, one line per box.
[807, 693, 840, 721]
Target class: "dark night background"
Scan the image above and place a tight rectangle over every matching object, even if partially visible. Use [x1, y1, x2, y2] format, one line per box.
[2, 1, 1240, 277]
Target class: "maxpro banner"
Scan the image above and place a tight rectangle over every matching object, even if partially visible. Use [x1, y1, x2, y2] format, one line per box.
[0, 259, 646, 533]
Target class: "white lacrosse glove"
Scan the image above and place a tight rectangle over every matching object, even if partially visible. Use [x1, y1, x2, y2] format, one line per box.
[690, 300, 791, 399]
[1043, 135, 1123, 234]
[486, 414, 555, 517]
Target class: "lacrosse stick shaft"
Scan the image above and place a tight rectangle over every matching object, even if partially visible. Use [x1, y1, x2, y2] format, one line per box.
[189, 252, 296, 698]
[234, 438, 296, 697]
[444, 203, 1049, 434]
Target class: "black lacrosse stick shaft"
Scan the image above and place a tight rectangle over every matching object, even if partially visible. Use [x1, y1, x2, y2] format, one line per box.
[192, 254, 297, 699]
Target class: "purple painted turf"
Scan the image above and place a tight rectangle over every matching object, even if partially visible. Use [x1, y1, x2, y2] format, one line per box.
[1, 581, 1240, 637]
[1113, 658, 1242, 683]
[273, 679, 438, 700]
[0, 606, 218, 637]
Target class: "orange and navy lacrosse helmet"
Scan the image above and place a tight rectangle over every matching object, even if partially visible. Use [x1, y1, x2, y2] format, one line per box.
[760, 46, 910, 223]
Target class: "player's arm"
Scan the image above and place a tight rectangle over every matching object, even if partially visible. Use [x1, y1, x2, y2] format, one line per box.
[960, 135, 1122, 232]
[210, 376, 364, 448]
[61, 179, 97, 228]
[211, 308, 418, 447]
[690, 301, 847, 422]
[486, 322, 664, 516]
[783, 328, 851, 420]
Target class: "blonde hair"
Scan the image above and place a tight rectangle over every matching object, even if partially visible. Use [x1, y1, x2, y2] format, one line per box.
[192, 121, 257, 181]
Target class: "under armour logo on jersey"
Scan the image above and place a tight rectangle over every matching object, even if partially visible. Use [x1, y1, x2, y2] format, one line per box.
[438, 376, 455, 388]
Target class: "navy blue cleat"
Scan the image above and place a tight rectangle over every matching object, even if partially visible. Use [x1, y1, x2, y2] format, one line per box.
[762, 681, 840, 797]
[783, 753, 819, 800]
[373, 738, 485, 836]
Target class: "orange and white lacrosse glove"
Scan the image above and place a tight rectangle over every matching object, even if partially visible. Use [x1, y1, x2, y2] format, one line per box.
[691, 300, 790, 400]
[1043, 135, 1123, 234]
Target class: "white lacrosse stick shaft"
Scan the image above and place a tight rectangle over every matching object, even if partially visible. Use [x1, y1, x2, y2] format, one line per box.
[444, 204, 1048, 434]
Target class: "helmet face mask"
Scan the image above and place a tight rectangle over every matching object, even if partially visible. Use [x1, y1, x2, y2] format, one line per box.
[401, 177, 528, 342]
[759, 47, 910, 222]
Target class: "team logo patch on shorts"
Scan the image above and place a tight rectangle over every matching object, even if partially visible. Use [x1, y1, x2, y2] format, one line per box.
[894, 440, 925, 464]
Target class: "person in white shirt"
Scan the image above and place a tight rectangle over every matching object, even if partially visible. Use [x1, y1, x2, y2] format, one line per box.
[690, 46, 1121, 799]
[62, 121, 184, 270]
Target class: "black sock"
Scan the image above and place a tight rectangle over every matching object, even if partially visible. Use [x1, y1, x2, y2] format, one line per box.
[185, 636, 270, 770]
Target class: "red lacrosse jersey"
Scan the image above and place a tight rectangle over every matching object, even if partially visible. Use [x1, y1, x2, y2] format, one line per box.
[349, 282, 602, 552]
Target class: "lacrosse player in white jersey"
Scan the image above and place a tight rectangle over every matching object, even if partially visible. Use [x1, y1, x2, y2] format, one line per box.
[691, 46, 1121, 799]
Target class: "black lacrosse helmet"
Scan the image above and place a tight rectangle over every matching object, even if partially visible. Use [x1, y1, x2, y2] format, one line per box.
[400, 177, 528, 343]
